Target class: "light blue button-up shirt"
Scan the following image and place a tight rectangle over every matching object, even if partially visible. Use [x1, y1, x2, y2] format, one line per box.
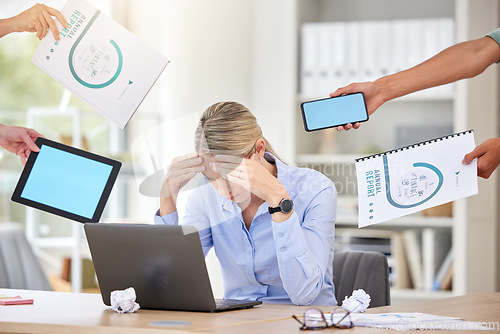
[155, 153, 337, 306]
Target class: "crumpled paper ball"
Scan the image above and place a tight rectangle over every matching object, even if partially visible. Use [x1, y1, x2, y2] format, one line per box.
[111, 287, 140, 313]
[342, 289, 371, 313]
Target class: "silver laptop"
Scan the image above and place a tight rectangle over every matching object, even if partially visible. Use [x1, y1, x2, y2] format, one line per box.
[84, 223, 262, 312]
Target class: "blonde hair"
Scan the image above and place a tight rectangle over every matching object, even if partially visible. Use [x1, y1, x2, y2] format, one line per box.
[195, 101, 280, 159]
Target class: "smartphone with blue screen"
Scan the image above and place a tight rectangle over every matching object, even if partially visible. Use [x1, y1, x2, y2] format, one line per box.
[300, 92, 369, 132]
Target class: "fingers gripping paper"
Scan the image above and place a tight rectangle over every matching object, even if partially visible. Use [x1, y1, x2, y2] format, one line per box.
[355, 130, 478, 227]
[31, 0, 169, 128]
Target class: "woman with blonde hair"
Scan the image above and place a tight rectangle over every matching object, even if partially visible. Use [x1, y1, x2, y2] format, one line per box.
[155, 101, 337, 306]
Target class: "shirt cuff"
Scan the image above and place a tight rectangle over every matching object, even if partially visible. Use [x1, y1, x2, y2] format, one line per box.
[154, 209, 179, 225]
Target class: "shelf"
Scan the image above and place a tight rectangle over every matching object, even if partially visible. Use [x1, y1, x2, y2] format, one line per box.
[297, 91, 455, 104]
[33, 237, 87, 248]
[296, 154, 359, 164]
[391, 90, 455, 102]
[253, 0, 498, 303]
[390, 288, 454, 300]
[336, 215, 453, 229]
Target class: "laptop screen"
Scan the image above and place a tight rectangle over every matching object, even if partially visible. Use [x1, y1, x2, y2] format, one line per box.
[12, 138, 121, 223]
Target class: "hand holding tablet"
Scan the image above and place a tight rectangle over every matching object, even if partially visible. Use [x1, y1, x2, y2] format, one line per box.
[11, 138, 121, 223]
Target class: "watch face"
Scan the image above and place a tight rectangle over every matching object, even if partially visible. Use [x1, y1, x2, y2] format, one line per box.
[280, 199, 293, 214]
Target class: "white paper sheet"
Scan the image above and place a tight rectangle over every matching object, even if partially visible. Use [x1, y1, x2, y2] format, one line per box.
[350, 313, 496, 331]
[309, 312, 497, 331]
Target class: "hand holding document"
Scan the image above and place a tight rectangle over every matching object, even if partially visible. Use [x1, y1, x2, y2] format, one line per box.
[355, 130, 478, 227]
[31, 0, 169, 128]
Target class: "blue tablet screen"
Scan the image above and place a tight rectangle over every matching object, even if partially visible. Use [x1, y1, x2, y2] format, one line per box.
[20, 145, 114, 219]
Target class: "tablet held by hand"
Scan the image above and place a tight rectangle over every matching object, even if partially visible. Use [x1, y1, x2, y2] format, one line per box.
[11, 137, 121, 223]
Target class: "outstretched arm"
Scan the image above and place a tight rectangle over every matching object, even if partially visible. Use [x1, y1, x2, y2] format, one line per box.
[331, 34, 500, 130]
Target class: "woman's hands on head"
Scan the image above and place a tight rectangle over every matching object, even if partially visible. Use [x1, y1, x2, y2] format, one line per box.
[160, 152, 205, 215]
[159, 139, 291, 219]
[209, 153, 288, 208]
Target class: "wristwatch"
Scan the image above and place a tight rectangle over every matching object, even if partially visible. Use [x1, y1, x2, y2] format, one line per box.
[268, 198, 294, 214]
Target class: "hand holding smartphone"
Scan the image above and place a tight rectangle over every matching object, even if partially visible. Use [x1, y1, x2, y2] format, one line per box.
[300, 92, 369, 132]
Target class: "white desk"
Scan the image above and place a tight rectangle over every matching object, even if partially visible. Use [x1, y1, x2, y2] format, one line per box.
[1, 289, 499, 333]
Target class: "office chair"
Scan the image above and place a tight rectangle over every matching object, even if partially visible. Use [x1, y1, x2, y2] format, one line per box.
[0, 222, 52, 290]
[333, 250, 390, 308]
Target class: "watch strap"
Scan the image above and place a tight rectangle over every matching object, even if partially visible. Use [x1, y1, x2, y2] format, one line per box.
[268, 205, 282, 214]
[268, 198, 293, 214]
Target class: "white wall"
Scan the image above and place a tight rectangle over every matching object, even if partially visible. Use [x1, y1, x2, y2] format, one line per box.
[454, 0, 499, 294]
[156, 0, 253, 118]
[123, 0, 255, 298]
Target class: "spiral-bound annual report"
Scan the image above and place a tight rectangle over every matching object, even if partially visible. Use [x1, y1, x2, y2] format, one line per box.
[355, 130, 478, 227]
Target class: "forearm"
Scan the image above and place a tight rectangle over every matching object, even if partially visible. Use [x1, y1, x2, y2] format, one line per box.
[375, 37, 500, 103]
[0, 18, 15, 39]
[160, 196, 177, 216]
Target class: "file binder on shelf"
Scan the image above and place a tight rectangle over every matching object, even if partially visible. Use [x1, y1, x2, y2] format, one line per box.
[300, 23, 319, 96]
[298, 18, 455, 97]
